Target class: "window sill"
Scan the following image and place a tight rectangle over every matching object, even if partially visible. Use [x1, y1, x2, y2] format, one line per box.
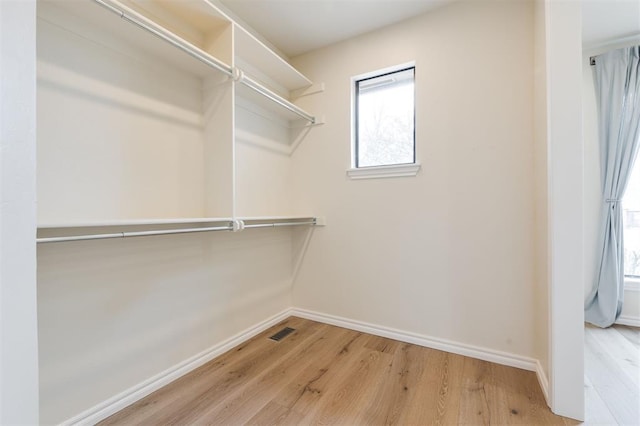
[625, 276, 640, 292]
[347, 163, 421, 180]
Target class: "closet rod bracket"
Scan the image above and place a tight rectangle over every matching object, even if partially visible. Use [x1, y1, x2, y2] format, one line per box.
[232, 67, 245, 83]
[232, 219, 246, 232]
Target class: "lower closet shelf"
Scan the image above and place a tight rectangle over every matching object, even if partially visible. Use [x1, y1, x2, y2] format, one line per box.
[37, 216, 320, 243]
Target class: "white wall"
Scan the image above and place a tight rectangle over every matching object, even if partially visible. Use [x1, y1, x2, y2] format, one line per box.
[533, 0, 549, 380]
[235, 102, 293, 217]
[37, 4, 206, 224]
[290, 1, 538, 359]
[545, 0, 584, 419]
[38, 229, 294, 423]
[583, 40, 640, 325]
[0, 0, 40, 423]
[582, 50, 601, 303]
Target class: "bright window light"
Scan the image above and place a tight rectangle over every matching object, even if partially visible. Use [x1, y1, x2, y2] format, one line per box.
[355, 67, 415, 168]
[623, 150, 640, 277]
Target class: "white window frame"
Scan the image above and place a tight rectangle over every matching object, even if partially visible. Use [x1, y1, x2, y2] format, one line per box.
[625, 276, 640, 292]
[624, 150, 640, 292]
[348, 62, 420, 179]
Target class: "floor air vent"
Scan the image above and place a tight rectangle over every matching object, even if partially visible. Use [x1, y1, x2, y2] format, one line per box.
[269, 327, 296, 341]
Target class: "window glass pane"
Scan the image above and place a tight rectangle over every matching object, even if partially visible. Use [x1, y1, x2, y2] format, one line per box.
[623, 151, 640, 277]
[357, 68, 414, 167]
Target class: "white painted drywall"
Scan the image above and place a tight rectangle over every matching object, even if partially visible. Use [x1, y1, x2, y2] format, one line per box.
[37, 3, 206, 224]
[235, 103, 293, 217]
[0, 0, 40, 423]
[38, 229, 294, 423]
[290, 1, 538, 360]
[582, 0, 640, 49]
[582, 51, 601, 304]
[533, 0, 549, 381]
[583, 39, 640, 326]
[38, 229, 292, 423]
[545, 0, 585, 419]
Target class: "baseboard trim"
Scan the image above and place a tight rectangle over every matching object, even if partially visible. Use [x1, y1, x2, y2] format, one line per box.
[535, 360, 550, 406]
[290, 308, 538, 372]
[291, 309, 551, 408]
[62, 308, 292, 426]
[64, 307, 550, 424]
[615, 314, 640, 327]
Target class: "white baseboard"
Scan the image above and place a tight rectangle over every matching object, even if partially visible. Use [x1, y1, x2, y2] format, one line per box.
[65, 307, 550, 424]
[290, 309, 552, 409]
[535, 360, 550, 406]
[615, 314, 640, 327]
[62, 308, 292, 426]
[290, 308, 538, 372]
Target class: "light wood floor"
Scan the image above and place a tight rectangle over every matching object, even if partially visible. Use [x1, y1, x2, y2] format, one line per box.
[584, 324, 640, 425]
[101, 317, 575, 425]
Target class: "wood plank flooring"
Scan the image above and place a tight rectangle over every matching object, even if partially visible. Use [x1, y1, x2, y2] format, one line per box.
[584, 324, 640, 425]
[101, 317, 575, 425]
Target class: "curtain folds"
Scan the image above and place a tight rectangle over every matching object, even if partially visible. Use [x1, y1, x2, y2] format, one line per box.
[585, 46, 640, 328]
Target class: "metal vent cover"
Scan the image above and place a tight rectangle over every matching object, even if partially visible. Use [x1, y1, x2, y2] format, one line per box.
[269, 327, 296, 341]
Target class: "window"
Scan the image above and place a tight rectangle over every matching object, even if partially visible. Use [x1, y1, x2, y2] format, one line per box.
[623, 150, 640, 277]
[353, 66, 416, 171]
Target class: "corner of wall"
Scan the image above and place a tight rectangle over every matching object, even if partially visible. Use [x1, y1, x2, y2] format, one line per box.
[0, 0, 40, 423]
[532, 0, 550, 388]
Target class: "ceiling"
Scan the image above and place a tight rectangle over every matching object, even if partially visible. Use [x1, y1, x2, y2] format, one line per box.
[218, 0, 453, 57]
[582, 0, 640, 48]
[218, 0, 640, 59]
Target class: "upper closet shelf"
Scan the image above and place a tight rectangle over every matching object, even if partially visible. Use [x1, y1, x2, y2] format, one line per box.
[44, 0, 318, 124]
[234, 26, 312, 93]
[98, 0, 233, 76]
[102, 0, 314, 95]
[42, 0, 234, 79]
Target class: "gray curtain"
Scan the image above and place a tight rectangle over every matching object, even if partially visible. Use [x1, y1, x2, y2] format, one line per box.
[585, 46, 640, 328]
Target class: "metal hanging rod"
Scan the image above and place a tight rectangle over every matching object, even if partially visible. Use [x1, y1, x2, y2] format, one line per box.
[243, 220, 317, 229]
[37, 224, 233, 243]
[36, 219, 317, 244]
[92, 0, 234, 78]
[238, 73, 316, 124]
[91, 0, 315, 124]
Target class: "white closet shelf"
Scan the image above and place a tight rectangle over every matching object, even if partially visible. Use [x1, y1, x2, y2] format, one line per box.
[37, 0, 322, 226]
[234, 26, 312, 93]
[43, 0, 233, 79]
[116, 0, 313, 93]
[45, 0, 318, 125]
[121, 0, 231, 36]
